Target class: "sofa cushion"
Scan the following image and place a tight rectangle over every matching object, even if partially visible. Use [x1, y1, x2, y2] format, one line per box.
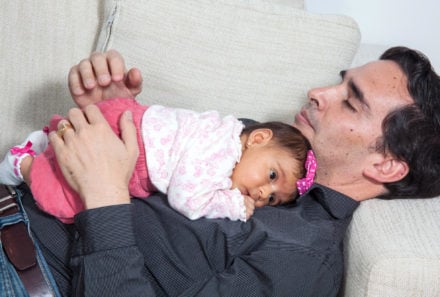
[97, 0, 360, 123]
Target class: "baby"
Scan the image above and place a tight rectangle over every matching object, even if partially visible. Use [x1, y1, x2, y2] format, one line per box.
[0, 98, 315, 223]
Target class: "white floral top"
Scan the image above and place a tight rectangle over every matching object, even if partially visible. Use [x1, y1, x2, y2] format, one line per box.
[142, 105, 246, 221]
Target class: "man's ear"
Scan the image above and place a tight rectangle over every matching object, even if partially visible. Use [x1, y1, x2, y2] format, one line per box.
[363, 154, 409, 183]
[247, 128, 273, 147]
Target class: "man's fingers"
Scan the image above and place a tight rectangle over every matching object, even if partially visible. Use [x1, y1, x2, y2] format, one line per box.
[77, 58, 99, 90]
[126, 68, 143, 97]
[65, 107, 92, 133]
[106, 49, 126, 82]
[119, 110, 139, 162]
[89, 52, 112, 86]
[48, 131, 63, 152]
[79, 105, 107, 127]
[68, 66, 86, 96]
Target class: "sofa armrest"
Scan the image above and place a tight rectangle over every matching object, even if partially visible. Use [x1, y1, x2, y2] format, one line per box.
[342, 198, 440, 297]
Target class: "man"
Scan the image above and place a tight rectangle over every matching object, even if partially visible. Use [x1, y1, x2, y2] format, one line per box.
[22, 47, 440, 296]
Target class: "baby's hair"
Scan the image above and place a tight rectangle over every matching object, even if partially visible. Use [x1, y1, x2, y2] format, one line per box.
[241, 121, 310, 178]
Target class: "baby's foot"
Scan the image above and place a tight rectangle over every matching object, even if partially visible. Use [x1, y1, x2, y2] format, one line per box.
[0, 130, 48, 185]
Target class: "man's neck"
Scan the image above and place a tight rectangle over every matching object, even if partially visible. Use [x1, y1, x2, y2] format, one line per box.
[315, 168, 386, 202]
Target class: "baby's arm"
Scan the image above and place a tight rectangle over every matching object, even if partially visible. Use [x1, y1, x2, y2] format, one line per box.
[243, 195, 256, 220]
[168, 185, 249, 222]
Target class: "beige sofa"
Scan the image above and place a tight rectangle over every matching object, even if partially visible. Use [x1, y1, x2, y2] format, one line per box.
[1, 1, 439, 296]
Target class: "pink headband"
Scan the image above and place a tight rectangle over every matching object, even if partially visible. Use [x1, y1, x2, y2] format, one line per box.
[296, 150, 317, 195]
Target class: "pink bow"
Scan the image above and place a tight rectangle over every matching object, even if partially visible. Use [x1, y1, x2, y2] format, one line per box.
[10, 141, 36, 178]
[10, 141, 36, 157]
[296, 150, 317, 195]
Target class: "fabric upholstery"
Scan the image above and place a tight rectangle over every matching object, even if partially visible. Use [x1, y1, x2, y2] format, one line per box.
[96, 0, 360, 123]
[342, 198, 440, 297]
[0, 1, 104, 157]
[267, 0, 304, 9]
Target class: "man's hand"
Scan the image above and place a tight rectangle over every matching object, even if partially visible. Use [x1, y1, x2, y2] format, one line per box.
[68, 50, 143, 108]
[49, 105, 139, 209]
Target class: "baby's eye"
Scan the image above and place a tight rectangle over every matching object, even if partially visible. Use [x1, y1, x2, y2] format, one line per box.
[269, 169, 277, 181]
[268, 194, 275, 204]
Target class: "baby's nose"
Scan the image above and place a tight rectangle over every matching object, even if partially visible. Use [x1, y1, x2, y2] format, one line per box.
[259, 184, 273, 201]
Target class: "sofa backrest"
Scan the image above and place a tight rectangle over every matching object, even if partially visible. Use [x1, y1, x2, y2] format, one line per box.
[0, 0, 360, 157]
[97, 0, 360, 124]
[0, 1, 103, 157]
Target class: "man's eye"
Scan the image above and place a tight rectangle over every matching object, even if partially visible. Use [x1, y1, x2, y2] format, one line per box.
[269, 170, 277, 180]
[343, 100, 357, 112]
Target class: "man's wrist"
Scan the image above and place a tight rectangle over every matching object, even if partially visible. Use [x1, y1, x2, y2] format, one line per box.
[74, 203, 136, 253]
[81, 186, 131, 209]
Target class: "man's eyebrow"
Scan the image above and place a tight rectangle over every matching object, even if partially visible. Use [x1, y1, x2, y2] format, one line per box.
[340, 70, 370, 110]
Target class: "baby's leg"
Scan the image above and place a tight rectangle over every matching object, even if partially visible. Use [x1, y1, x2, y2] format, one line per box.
[20, 155, 34, 184]
[0, 130, 48, 185]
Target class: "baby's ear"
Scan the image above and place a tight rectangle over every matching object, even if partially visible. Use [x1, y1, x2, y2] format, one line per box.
[363, 153, 409, 183]
[247, 129, 273, 147]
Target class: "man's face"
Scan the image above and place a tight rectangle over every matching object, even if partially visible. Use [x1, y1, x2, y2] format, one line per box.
[293, 60, 413, 184]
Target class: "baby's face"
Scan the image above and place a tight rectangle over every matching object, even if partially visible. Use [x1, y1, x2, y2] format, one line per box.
[231, 145, 301, 207]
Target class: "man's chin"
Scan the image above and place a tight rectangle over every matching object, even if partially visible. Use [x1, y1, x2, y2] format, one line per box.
[292, 120, 311, 139]
[301, 131, 314, 144]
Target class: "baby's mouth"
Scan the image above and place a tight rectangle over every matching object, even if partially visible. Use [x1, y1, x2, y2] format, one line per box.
[241, 188, 250, 196]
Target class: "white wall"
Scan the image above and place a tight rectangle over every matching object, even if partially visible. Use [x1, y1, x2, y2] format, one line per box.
[305, 0, 440, 72]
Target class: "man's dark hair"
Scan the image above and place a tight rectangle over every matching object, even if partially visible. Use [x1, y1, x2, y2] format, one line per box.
[378, 46, 440, 198]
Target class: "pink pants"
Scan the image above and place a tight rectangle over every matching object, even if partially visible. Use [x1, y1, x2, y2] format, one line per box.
[30, 98, 155, 223]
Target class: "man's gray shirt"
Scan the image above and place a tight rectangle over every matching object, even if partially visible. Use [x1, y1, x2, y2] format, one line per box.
[23, 183, 359, 296]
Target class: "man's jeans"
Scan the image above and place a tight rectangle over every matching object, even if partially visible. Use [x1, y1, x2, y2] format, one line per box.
[0, 187, 61, 297]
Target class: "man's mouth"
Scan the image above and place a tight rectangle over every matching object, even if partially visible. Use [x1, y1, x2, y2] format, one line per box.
[295, 108, 313, 130]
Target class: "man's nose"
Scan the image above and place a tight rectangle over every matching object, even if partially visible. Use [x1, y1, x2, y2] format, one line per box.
[307, 86, 330, 111]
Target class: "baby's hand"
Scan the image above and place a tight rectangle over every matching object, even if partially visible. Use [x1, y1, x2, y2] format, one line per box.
[244, 195, 256, 220]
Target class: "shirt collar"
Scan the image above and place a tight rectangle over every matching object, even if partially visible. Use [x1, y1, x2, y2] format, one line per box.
[298, 183, 360, 219]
